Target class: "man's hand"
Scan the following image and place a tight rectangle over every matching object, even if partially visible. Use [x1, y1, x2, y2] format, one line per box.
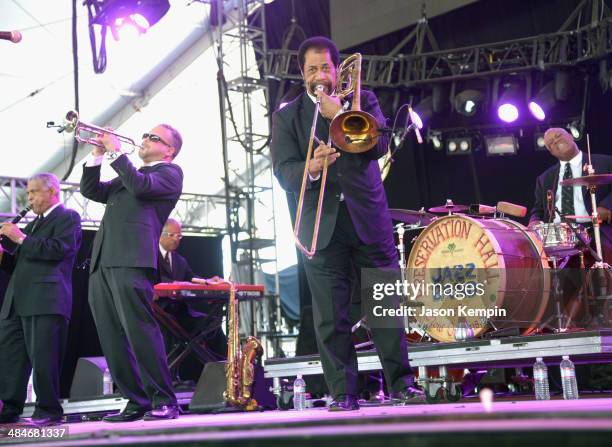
[308, 143, 340, 178]
[0, 223, 26, 244]
[597, 206, 611, 224]
[92, 128, 122, 156]
[315, 89, 342, 120]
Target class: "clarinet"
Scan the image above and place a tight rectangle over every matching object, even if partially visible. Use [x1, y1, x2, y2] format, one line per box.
[0, 206, 31, 243]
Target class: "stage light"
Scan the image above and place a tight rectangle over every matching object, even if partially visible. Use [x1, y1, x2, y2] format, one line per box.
[534, 132, 547, 151]
[567, 121, 583, 140]
[412, 96, 433, 129]
[496, 80, 522, 123]
[90, 0, 170, 39]
[446, 137, 471, 155]
[529, 80, 557, 121]
[427, 129, 443, 150]
[454, 89, 484, 116]
[412, 84, 448, 129]
[485, 134, 518, 156]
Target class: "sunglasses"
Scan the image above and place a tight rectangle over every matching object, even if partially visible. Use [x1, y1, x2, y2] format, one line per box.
[142, 133, 171, 147]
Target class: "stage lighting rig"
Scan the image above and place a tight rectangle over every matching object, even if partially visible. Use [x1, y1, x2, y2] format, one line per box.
[85, 0, 171, 72]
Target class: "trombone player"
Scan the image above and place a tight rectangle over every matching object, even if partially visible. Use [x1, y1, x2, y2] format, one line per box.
[271, 36, 421, 411]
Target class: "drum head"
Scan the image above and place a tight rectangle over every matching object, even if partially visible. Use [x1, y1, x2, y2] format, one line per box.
[406, 215, 549, 342]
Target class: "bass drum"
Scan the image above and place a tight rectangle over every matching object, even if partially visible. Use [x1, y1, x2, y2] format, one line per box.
[406, 215, 550, 342]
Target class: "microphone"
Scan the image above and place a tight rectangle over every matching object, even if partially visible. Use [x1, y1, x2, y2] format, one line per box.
[0, 31, 22, 43]
[497, 201, 527, 218]
[407, 106, 423, 144]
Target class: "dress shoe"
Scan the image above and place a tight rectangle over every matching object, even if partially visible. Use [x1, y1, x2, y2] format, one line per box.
[328, 394, 359, 411]
[143, 405, 179, 420]
[30, 415, 63, 427]
[102, 407, 148, 423]
[389, 386, 426, 405]
[0, 413, 20, 424]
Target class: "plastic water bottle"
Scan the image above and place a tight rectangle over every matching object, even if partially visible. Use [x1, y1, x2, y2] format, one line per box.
[26, 371, 36, 403]
[533, 357, 550, 400]
[293, 374, 306, 410]
[560, 356, 579, 400]
[103, 367, 113, 395]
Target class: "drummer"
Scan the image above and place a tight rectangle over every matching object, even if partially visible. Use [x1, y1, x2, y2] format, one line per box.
[528, 127, 612, 263]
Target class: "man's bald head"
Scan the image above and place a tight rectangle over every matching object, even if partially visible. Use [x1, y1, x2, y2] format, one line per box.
[543, 128, 579, 162]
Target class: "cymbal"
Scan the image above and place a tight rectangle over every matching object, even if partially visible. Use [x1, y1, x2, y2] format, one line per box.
[389, 208, 435, 226]
[429, 204, 469, 213]
[560, 174, 612, 187]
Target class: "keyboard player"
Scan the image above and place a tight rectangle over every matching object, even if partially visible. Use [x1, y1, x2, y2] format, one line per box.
[157, 218, 227, 380]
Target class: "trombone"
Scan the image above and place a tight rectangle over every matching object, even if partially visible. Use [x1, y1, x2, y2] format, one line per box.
[62, 110, 141, 154]
[294, 53, 380, 259]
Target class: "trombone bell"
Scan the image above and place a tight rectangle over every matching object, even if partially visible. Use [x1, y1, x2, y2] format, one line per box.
[330, 110, 379, 153]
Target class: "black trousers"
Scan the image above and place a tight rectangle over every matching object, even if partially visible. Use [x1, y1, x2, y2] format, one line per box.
[88, 266, 176, 410]
[0, 310, 68, 418]
[303, 202, 413, 398]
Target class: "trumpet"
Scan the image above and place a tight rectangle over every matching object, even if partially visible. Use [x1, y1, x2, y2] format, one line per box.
[294, 53, 379, 259]
[62, 110, 141, 154]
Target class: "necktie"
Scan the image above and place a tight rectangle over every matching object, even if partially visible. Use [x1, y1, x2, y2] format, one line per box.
[164, 251, 172, 272]
[30, 215, 44, 234]
[561, 163, 575, 216]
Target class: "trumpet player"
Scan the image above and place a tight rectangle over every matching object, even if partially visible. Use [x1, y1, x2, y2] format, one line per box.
[80, 125, 183, 422]
[271, 36, 422, 411]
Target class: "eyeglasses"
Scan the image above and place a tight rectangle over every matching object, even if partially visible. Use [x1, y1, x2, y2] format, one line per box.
[142, 133, 171, 147]
[162, 231, 183, 239]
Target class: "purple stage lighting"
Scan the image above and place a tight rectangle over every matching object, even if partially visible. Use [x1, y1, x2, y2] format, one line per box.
[528, 101, 546, 121]
[497, 103, 519, 123]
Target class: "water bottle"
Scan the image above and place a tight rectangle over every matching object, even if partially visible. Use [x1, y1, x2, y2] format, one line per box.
[293, 374, 306, 410]
[560, 356, 579, 400]
[103, 367, 114, 395]
[533, 357, 550, 400]
[26, 371, 36, 403]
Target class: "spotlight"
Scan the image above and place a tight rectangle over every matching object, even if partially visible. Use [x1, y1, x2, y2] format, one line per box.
[90, 0, 170, 38]
[427, 129, 443, 150]
[528, 81, 555, 121]
[567, 121, 583, 140]
[412, 96, 433, 129]
[454, 89, 484, 116]
[446, 137, 471, 155]
[485, 134, 518, 156]
[534, 132, 547, 151]
[496, 80, 522, 123]
[412, 84, 448, 129]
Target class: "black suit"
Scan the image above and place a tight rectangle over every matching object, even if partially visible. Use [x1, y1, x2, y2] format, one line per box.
[530, 153, 612, 262]
[271, 91, 413, 398]
[80, 155, 183, 411]
[158, 250, 193, 284]
[0, 205, 82, 419]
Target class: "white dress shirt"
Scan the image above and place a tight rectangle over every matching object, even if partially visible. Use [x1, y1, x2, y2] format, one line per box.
[555, 151, 589, 223]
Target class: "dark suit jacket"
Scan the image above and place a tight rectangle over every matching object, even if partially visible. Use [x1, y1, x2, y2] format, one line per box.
[271, 90, 392, 250]
[80, 155, 183, 271]
[530, 153, 612, 223]
[158, 250, 194, 283]
[0, 205, 82, 319]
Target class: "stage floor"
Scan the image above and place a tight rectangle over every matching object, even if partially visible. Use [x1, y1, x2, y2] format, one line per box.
[2, 397, 612, 446]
